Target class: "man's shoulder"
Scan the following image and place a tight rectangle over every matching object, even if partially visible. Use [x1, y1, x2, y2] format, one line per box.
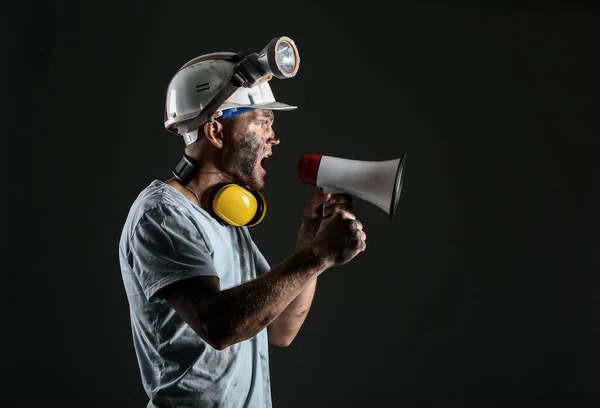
[123, 180, 192, 230]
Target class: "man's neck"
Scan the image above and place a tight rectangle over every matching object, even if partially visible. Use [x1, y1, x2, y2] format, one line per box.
[166, 169, 230, 212]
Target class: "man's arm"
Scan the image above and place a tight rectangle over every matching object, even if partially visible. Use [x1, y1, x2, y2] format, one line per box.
[159, 245, 329, 350]
[159, 209, 364, 351]
[267, 192, 354, 347]
[266, 278, 317, 347]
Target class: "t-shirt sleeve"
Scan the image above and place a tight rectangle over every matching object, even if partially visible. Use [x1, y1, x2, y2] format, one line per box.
[128, 204, 218, 302]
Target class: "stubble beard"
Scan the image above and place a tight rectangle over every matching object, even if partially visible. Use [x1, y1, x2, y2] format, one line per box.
[227, 130, 264, 190]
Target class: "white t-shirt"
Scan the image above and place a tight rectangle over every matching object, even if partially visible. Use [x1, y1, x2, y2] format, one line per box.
[119, 180, 272, 408]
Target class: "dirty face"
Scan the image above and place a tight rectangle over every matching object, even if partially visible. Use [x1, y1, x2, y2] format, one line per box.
[220, 109, 280, 190]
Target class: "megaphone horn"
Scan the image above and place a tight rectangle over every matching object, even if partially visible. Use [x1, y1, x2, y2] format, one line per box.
[298, 152, 407, 218]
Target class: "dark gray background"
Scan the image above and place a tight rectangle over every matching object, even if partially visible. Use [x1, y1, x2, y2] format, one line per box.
[3, 1, 599, 407]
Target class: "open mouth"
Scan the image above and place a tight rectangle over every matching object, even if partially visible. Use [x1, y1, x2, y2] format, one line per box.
[260, 154, 271, 170]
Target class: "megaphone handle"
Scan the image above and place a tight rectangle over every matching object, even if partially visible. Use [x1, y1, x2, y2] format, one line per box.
[319, 187, 326, 217]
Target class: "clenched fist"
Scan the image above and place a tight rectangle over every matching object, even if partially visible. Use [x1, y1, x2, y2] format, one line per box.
[312, 209, 366, 267]
[296, 192, 354, 248]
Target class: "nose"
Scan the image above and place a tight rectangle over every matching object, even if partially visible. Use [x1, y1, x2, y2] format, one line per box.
[268, 134, 280, 146]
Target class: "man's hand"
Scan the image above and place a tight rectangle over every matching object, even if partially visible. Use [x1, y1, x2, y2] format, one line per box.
[312, 209, 366, 267]
[296, 191, 354, 249]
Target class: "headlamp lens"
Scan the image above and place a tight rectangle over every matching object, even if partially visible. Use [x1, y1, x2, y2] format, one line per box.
[254, 36, 300, 80]
[276, 41, 296, 74]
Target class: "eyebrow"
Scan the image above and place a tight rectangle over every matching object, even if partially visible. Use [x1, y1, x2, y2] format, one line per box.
[256, 111, 274, 121]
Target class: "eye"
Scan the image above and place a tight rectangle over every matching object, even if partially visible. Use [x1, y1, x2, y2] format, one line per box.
[256, 121, 272, 129]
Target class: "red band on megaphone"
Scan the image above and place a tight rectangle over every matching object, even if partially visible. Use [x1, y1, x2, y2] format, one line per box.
[298, 152, 324, 185]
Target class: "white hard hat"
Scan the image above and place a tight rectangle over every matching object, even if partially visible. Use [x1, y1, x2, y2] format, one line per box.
[164, 51, 297, 141]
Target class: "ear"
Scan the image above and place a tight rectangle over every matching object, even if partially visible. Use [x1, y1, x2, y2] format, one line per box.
[203, 120, 224, 149]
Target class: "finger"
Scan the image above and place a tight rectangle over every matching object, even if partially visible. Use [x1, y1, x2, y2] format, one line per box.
[354, 219, 363, 231]
[332, 201, 354, 211]
[307, 192, 332, 208]
[303, 192, 332, 220]
[323, 202, 354, 217]
[338, 210, 356, 220]
[305, 192, 332, 210]
[329, 193, 353, 205]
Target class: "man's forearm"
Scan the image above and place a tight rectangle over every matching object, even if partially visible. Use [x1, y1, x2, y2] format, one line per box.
[205, 246, 326, 349]
[267, 234, 321, 346]
[267, 277, 317, 346]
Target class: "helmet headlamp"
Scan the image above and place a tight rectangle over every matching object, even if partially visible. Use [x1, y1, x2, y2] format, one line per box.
[230, 36, 299, 87]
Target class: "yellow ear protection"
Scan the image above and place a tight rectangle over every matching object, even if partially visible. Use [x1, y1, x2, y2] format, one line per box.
[172, 154, 267, 227]
[211, 182, 267, 227]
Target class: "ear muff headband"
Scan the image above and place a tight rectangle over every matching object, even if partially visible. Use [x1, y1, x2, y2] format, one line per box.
[212, 183, 266, 227]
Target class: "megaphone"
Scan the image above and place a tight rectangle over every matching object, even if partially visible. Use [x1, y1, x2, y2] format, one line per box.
[298, 152, 407, 218]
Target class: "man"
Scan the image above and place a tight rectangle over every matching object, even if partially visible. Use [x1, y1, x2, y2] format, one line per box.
[118, 45, 366, 407]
